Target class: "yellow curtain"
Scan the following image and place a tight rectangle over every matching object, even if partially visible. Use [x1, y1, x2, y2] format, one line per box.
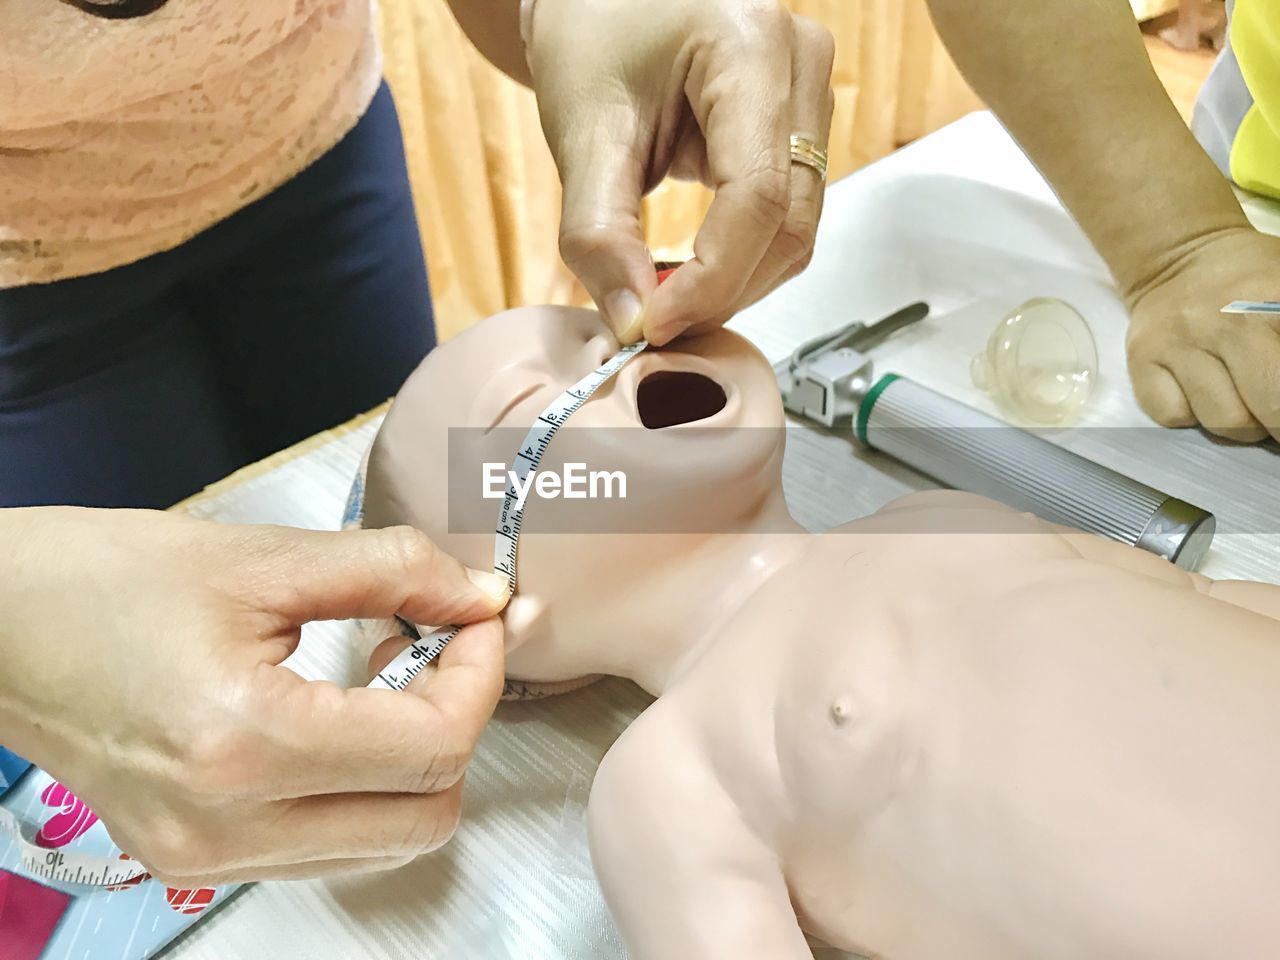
[378, 0, 981, 340]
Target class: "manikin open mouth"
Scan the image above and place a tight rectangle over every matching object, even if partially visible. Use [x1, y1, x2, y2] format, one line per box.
[636, 370, 728, 429]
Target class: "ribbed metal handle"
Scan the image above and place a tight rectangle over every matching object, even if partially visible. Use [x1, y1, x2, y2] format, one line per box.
[858, 375, 1215, 569]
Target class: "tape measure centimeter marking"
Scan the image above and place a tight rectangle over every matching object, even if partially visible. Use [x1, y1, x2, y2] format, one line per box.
[0, 341, 649, 887]
[0, 340, 650, 887]
[368, 339, 648, 692]
[2, 296, 666, 886]
[0, 805, 149, 887]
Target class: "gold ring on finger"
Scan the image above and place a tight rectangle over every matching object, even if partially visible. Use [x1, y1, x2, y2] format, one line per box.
[789, 135, 828, 182]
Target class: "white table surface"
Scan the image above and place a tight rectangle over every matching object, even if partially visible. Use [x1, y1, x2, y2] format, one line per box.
[166, 112, 1279, 960]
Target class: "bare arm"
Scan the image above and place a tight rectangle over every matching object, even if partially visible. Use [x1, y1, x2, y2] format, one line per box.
[928, 0, 1280, 441]
[924, 0, 1247, 295]
[587, 706, 811, 960]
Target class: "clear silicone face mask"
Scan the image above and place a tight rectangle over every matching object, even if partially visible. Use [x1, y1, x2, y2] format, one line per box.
[970, 297, 1098, 426]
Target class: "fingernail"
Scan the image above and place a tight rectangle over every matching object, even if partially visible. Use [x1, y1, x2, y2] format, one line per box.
[466, 567, 510, 601]
[604, 289, 644, 342]
[647, 320, 685, 346]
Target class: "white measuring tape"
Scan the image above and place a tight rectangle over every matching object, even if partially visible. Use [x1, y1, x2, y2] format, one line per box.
[0, 804, 150, 886]
[1, 337, 650, 887]
[369, 338, 647, 690]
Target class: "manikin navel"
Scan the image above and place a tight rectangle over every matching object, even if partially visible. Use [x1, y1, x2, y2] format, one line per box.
[362, 305, 1280, 960]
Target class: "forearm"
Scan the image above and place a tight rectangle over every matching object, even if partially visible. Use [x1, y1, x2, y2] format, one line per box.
[445, 0, 531, 86]
[925, 0, 1250, 295]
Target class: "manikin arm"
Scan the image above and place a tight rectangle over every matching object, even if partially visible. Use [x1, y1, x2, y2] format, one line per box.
[1063, 529, 1280, 620]
[1198, 577, 1280, 620]
[587, 706, 810, 960]
[880, 491, 1280, 621]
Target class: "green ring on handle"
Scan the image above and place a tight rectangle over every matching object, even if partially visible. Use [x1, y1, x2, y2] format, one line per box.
[855, 373, 901, 446]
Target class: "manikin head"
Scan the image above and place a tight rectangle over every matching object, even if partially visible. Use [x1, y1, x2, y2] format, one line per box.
[364, 305, 796, 687]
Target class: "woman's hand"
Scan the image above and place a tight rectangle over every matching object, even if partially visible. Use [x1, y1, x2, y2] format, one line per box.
[526, 0, 835, 345]
[1125, 227, 1280, 443]
[0, 507, 509, 886]
[923, 0, 1275, 442]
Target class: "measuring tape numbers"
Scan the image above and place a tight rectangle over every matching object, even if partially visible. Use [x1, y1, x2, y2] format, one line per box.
[3, 295, 666, 887]
[0, 805, 150, 886]
[369, 260, 680, 687]
[368, 339, 647, 690]
[1, 339, 647, 886]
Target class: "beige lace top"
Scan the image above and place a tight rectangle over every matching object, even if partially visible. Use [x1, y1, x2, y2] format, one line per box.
[0, 0, 381, 288]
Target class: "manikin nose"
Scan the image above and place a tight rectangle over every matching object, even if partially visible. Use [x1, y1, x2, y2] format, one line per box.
[583, 332, 621, 368]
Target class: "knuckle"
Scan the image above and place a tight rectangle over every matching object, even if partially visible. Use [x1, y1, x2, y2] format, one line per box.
[1125, 323, 1165, 361]
[774, 215, 817, 272]
[1145, 402, 1191, 430]
[1128, 371, 1186, 427]
[795, 15, 836, 74]
[402, 793, 463, 855]
[557, 222, 629, 271]
[141, 820, 221, 881]
[1214, 407, 1258, 431]
[740, 0, 789, 41]
[424, 749, 468, 793]
[405, 728, 467, 795]
[181, 727, 258, 797]
[1260, 370, 1280, 419]
[381, 524, 439, 575]
[406, 766, 446, 795]
[1124, 313, 1153, 344]
[429, 790, 465, 851]
[216, 527, 292, 600]
[1141, 399, 1183, 428]
[745, 168, 792, 232]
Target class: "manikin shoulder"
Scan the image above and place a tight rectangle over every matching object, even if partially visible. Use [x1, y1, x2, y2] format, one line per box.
[586, 700, 816, 959]
[588, 694, 779, 843]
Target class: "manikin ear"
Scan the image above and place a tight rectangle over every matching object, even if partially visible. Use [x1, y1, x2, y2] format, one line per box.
[502, 594, 549, 655]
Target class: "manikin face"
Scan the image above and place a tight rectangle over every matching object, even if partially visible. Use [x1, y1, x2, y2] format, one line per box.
[364, 305, 788, 679]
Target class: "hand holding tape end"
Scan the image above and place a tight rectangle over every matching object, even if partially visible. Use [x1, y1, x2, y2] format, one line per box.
[0, 508, 509, 888]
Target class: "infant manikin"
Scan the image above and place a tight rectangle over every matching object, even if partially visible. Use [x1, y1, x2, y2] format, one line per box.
[363, 306, 1280, 960]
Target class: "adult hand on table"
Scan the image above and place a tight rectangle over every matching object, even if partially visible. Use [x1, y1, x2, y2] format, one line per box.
[0, 507, 508, 887]
[1125, 227, 1280, 443]
[526, 0, 835, 346]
